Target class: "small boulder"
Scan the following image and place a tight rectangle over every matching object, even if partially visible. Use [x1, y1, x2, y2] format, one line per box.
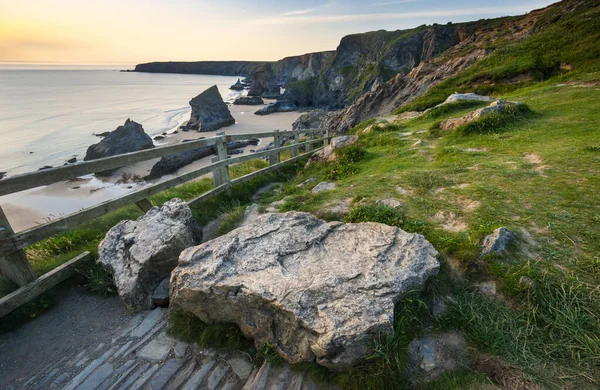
[481, 227, 515, 256]
[152, 278, 170, 307]
[443, 93, 493, 104]
[254, 100, 297, 116]
[67, 157, 77, 164]
[311, 181, 336, 194]
[84, 119, 154, 162]
[440, 100, 518, 131]
[229, 79, 245, 91]
[406, 332, 469, 383]
[180, 86, 235, 132]
[376, 198, 403, 209]
[171, 212, 439, 370]
[98, 199, 202, 311]
[296, 177, 316, 188]
[307, 135, 359, 165]
[233, 96, 264, 105]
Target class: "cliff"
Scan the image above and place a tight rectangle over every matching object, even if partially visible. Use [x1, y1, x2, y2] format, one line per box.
[134, 61, 268, 76]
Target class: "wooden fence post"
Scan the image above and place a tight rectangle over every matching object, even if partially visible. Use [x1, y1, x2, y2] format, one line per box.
[0, 206, 35, 287]
[293, 132, 300, 156]
[135, 198, 153, 213]
[214, 132, 230, 186]
[306, 132, 314, 153]
[323, 128, 330, 147]
[269, 130, 281, 165]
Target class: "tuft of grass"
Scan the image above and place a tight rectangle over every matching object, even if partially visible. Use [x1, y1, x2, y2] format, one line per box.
[169, 310, 253, 351]
[216, 205, 246, 236]
[343, 203, 404, 227]
[77, 262, 115, 297]
[456, 103, 533, 135]
[584, 145, 600, 152]
[327, 144, 367, 180]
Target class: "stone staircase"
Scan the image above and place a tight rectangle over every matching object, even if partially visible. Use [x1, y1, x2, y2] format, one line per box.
[15, 308, 332, 390]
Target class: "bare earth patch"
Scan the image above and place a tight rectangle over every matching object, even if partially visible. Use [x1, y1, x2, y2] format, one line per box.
[523, 153, 550, 176]
[455, 196, 481, 212]
[396, 186, 415, 196]
[433, 211, 468, 232]
[473, 354, 543, 390]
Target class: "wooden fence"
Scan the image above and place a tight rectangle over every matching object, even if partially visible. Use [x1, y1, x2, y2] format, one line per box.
[0, 128, 330, 317]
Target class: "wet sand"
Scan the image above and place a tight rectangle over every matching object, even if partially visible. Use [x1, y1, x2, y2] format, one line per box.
[1, 103, 300, 232]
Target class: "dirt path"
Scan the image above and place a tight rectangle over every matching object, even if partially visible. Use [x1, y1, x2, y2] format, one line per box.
[0, 287, 332, 390]
[0, 287, 133, 388]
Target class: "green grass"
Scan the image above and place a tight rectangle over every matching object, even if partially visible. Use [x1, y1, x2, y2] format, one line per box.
[258, 76, 600, 388]
[395, 0, 600, 113]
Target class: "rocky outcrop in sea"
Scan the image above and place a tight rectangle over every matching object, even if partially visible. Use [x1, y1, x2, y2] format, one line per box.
[180, 86, 235, 132]
[84, 119, 154, 161]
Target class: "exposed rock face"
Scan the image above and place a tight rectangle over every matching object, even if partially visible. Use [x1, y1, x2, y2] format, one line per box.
[406, 333, 469, 383]
[171, 212, 439, 370]
[292, 110, 332, 131]
[481, 227, 516, 256]
[233, 96, 264, 105]
[180, 86, 235, 132]
[84, 119, 154, 161]
[98, 199, 202, 311]
[146, 139, 259, 179]
[254, 100, 297, 116]
[307, 135, 358, 165]
[134, 61, 267, 76]
[439, 100, 517, 130]
[247, 64, 280, 98]
[311, 48, 489, 133]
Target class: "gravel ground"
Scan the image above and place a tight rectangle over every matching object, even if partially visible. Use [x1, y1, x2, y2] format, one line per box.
[0, 286, 133, 388]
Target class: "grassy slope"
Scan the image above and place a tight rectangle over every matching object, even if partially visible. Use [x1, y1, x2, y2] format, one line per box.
[263, 77, 600, 388]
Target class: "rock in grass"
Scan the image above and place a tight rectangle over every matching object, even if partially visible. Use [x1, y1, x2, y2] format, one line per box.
[180, 86, 235, 132]
[98, 199, 202, 311]
[311, 181, 336, 194]
[170, 211, 439, 370]
[481, 227, 515, 256]
[443, 93, 493, 104]
[439, 100, 518, 131]
[307, 135, 359, 165]
[84, 119, 154, 161]
[152, 278, 170, 307]
[406, 332, 469, 383]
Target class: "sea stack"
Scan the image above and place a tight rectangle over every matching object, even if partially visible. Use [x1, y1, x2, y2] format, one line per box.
[84, 119, 154, 161]
[180, 85, 235, 132]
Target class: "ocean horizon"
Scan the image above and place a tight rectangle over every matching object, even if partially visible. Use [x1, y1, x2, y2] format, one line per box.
[0, 65, 242, 176]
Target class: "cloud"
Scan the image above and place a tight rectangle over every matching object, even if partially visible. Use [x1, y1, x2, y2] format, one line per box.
[370, 0, 419, 7]
[249, 4, 548, 25]
[281, 8, 316, 16]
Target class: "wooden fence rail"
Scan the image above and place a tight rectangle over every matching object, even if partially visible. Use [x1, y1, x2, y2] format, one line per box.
[0, 127, 330, 317]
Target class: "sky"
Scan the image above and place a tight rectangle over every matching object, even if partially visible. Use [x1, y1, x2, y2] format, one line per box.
[0, 0, 557, 66]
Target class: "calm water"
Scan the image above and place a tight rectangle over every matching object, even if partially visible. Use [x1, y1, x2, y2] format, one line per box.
[0, 65, 241, 175]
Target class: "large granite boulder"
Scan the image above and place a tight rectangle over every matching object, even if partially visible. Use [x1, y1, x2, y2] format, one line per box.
[98, 199, 202, 312]
[442, 93, 493, 104]
[307, 135, 358, 165]
[84, 119, 154, 161]
[170, 212, 439, 370]
[180, 86, 235, 132]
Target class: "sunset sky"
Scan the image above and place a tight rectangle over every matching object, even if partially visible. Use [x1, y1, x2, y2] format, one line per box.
[0, 0, 556, 65]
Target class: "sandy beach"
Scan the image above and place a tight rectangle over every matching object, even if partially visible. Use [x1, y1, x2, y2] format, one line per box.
[1, 102, 300, 232]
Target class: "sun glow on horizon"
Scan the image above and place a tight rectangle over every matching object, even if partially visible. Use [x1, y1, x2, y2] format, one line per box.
[0, 0, 556, 65]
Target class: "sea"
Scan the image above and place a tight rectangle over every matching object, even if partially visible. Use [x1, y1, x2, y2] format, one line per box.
[0, 64, 242, 176]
